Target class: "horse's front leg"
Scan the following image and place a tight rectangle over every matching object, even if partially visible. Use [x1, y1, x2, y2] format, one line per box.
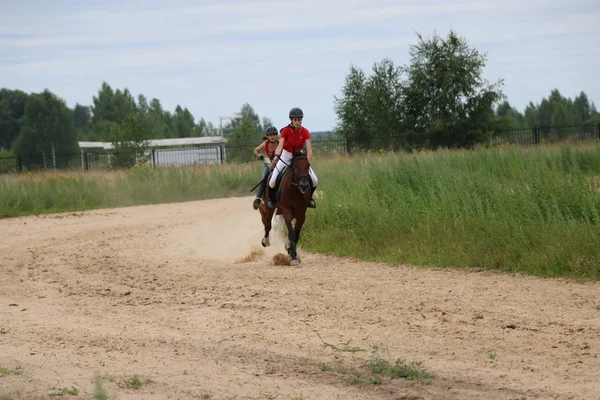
[294, 211, 306, 246]
[282, 210, 298, 265]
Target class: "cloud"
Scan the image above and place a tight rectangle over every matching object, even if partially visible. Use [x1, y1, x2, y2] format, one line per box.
[3, 0, 596, 47]
[1, 0, 598, 129]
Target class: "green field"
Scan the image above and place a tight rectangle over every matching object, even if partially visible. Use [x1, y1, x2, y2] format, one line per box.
[0, 162, 258, 218]
[1, 143, 599, 279]
[304, 143, 600, 279]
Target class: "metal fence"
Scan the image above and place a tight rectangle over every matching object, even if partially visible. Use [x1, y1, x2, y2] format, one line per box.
[2, 125, 599, 174]
[0, 139, 349, 174]
[488, 124, 600, 147]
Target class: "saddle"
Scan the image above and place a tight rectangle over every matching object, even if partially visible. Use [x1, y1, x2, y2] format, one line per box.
[271, 165, 290, 204]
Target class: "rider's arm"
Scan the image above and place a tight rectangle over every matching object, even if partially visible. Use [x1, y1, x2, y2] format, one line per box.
[305, 139, 313, 162]
[253, 142, 266, 157]
[272, 138, 285, 163]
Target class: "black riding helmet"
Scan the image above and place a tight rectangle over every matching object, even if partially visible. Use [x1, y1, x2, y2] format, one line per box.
[289, 107, 303, 119]
[262, 125, 278, 140]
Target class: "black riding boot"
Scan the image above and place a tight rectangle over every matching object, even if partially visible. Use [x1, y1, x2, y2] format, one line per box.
[267, 186, 277, 209]
[253, 182, 265, 210]
[308, 186, 317, 208]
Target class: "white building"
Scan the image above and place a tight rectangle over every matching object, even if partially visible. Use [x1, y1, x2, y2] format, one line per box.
[78, 136, 229, 167]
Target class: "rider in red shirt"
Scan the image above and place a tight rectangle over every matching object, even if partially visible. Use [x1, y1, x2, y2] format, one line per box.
[267, 107, 318, 209]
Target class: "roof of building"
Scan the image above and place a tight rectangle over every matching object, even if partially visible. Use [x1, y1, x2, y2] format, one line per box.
[79, 136, 227, 150]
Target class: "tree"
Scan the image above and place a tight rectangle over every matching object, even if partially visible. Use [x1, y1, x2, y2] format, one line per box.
[73, 104, 92, 140]
[402, 30, 504, 148]
[495, 101, 525, 129]
[13, 89, 79, 168]
[363, 58, 405, 149]
[224, 103, 269, 162]
[91, 82, 117, 126]
[0, 89, 29, 151]
[172, 105, 195, 138]
[333, 64, 369, 148]
[573, 91, 592, 124]
[145, 98, 169, 139]
[89, 82, 138, 140]
[110, 114, 151, 169]
[333, 30, 505, 150]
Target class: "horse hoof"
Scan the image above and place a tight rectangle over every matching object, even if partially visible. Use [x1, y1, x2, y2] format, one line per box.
[261, 237, 270, 247]
[290, 259, 299, 266]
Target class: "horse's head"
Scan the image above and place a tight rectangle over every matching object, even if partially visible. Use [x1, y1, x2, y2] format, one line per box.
[292, 151, 311, 194]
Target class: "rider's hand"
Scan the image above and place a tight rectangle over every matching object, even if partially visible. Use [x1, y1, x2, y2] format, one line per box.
[271, 156, 279, 166]
[258, 154, 265, 160]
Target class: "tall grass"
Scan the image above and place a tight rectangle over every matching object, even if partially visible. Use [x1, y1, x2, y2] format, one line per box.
[2, 143, 599, 279]
[302, 143, 600, 279]
[0, 163, 260, 217]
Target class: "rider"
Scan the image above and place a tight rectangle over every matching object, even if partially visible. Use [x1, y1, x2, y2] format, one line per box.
[252, 126, 279, 210]
[267, 107, 318, 209]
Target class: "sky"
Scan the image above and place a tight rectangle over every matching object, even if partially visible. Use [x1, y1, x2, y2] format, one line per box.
[1, 0, 599, 132]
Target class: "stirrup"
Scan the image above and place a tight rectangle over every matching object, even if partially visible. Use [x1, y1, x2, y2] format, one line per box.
[308, 198, 316, 208]
[253, 197, 261, 210]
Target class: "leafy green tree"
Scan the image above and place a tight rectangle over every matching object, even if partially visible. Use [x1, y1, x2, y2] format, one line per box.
[495, 101, 525, 129]
[13, 89, 78, 168]
[145, 98, 169, 139]
[224, 103, 270, 162]
[110, 114, 151, 169]
[363, 58, 405, 149]
[573, 91, 592, 124]
[73, 103, 92, 140]
[172, 105, 195, 138]
[402, 30, 504, 148]
[91, 82, 118, 126]
[0, 89, 29, 151]
[334, 31, 504, 150]
[333, 64, 369, 148]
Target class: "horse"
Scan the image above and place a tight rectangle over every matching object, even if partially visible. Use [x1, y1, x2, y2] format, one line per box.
[259, 151, 312, 266]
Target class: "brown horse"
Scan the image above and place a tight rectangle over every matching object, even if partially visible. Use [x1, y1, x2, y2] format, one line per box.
[259, 151, 312, 265]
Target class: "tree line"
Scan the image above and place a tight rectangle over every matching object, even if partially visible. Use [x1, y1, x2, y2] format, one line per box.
[0, 82, 276, 161]
[2, 29, 599, 161]
[333, 30, 599, 150]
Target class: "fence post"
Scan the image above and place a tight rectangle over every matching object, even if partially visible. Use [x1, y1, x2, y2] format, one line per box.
[151, 149, 156, 168]
[596, 123, 600, 141]
[219, 146, 224, 164]
[84, 152, 89, 171]
[532, 126, 541, 145]
[16, 156, 22, 173]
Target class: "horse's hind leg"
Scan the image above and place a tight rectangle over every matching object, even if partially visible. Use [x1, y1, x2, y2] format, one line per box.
[260, 191, 273, 247]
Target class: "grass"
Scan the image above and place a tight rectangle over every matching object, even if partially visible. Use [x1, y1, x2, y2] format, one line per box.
[2, 142, 600, 279]
[0, 364, 23, 376]
[303, 143, 600, 279]
[48, 386, 79, 397]
[315, 337, 435, 387]
[0, 162, 259, 218]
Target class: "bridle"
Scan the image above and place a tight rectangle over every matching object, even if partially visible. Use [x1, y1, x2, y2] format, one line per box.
[277, 154, 311, 190]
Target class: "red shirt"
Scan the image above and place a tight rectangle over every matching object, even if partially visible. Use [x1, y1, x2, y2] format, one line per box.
[265, 139, 279, 159]
[280, 126, 311, 153]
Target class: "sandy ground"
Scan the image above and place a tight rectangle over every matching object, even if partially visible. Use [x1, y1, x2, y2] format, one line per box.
[1, 196, 599, 400]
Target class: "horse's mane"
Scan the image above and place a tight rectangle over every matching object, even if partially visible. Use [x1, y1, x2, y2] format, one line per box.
[293, 150, 306, 159]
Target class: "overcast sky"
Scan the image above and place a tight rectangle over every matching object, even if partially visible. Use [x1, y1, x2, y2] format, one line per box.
[2, 0, 599, 131]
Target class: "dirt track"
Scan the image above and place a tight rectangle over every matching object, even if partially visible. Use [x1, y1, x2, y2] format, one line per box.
[1, 196, 599, 400]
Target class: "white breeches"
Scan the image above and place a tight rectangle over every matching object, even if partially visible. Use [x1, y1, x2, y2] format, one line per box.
[268, 150, 318, 188]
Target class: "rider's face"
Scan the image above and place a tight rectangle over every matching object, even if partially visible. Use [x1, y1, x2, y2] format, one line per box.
[267, 134, 277, 142]
[291, 117, 302, 129]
